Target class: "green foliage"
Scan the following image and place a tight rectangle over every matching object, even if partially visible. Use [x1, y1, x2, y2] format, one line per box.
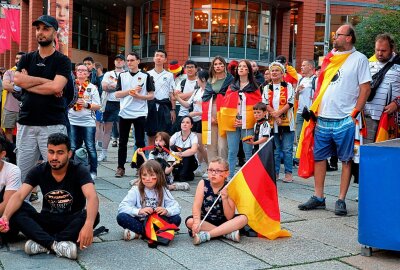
[355, 0, 400, 57]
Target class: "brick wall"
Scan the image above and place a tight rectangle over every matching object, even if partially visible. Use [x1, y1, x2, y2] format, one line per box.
[20, 0, 29, 52]
[28, 0, 44, 52]
[165, 0, 191, 65]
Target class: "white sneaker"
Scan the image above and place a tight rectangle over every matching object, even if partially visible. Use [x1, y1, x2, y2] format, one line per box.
[97, 153, 107, 162]
[194, 167, 203, 177]
[202, 171, 209, 179]
[123, 229, 137, 241]
[224, 230, 240, 242]
[52, 241, 77, 260]
[90, 173, 97, 181]
[172, 182, 190, 191]
[24, 240, 49, 255]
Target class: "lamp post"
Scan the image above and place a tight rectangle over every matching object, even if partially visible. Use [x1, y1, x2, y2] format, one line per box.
[323, 0, 331, 55]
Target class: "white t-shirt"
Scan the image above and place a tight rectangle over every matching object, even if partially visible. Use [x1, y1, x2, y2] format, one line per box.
[297, 76, 317, 113]
[117, 70, 152, 119]
[0, 161, 21, 193]
[178, 79, 197, 117]
[68, 83, 100, 127]
[148, 69, 175, 100]
[271, 83, 295, 132]
[187, 88, 204, 122]
[253, 121, 271, 149]
[170, 132, 198, 150]
[318, 50, 372, 119]
[102, 70, 124, 102]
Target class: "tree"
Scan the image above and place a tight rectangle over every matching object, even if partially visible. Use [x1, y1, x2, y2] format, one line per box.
[355, 0, 400, 57]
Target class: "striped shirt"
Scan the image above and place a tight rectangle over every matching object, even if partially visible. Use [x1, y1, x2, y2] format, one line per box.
[365, 54, 400, 120]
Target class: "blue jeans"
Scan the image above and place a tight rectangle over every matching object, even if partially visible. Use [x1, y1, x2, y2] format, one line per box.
[273, 131, 295, 174]
[226, 128, 254, 178]
[70, 125, 97, 174]
[116, 213, 181, 235]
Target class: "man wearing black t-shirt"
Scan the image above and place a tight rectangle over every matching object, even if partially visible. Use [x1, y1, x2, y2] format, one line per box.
[0, 133, 99, 260]
[13, 15, 71, 202]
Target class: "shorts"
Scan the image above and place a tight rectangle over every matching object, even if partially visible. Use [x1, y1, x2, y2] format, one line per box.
[1, 109, 18, 129]
[314, 116, 355, 162]
[192, 120, 202, 133]
[95, 110, 103, 123]
[103, 101, 120, 122]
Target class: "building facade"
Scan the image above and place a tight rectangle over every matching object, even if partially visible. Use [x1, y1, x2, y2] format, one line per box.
[0, 0, 382, 70]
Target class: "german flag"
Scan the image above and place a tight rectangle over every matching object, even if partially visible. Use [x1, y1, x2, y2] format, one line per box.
[144, 213, 180, 247]
[227, 138, 291, 240]
[375, 111, 398, 142]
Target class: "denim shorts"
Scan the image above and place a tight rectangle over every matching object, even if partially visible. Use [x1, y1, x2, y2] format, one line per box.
[314, 116, 355, 162]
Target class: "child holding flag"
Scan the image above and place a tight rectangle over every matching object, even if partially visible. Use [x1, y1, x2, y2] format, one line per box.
[117, 160, 181, 241]
[185, 157, 248, 245]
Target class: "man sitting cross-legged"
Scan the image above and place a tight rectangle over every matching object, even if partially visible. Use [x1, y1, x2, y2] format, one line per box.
[0, 133, 99, 260]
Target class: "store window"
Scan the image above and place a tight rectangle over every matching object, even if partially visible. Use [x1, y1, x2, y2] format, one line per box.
[141, 0, 166, 58]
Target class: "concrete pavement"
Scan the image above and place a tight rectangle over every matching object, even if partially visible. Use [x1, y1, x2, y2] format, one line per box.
[1, 142, 399, 270]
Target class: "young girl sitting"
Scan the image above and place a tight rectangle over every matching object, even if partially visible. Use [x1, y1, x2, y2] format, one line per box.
[137, 132, 190, 191]
[117, 160, 182, 241]
[185, 157, 248, 245]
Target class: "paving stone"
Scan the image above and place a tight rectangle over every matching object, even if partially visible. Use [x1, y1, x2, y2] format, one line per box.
[233, 235, 349, 266]
[0, 249, 81, 270]
[278, 260, 357, 270]
[340, 250, 400, 270]
[284, 218, 359, 254]
[158, 234, 271, 270]
[97, 188, 129, 203]
[78, 241, 186, 270]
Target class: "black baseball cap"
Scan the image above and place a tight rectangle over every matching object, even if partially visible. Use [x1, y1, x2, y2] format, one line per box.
[115, 54, 125, 61]
[32, 15, 58, 31]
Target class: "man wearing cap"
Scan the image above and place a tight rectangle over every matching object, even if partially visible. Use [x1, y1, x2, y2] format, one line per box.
[97, 54, 126, 162]
[12, 15, 71, 195]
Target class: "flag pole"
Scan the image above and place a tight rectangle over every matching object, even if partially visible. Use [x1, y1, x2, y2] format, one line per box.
[198, 136, 275, 229]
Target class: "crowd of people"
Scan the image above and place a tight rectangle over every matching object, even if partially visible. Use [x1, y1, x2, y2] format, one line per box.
[0, 15, 399, 260]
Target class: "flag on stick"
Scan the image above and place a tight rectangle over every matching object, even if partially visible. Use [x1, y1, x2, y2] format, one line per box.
[227, 137, 291, 240]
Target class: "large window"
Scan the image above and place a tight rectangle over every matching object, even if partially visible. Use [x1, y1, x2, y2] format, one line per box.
[190, 0, 271, 63]
[141, 0, 166, 58]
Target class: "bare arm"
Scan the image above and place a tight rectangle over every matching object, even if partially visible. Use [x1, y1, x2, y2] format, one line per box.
[0, 190, 17, 215]
[15, 72, 67, 95]
[14, 71, 50, 89]
[77, 183, 99, 250]
[173, 90, 191, 108]
[2, 79, 15, 92]
[220, 188, 235, 220]
[191, 180, 205, 234]
[355, 82, 371, 112]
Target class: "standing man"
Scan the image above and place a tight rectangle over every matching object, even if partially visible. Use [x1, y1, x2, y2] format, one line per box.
[114, 52, 154, 178]
[0, 133, 99, 260]
[146, 49, 176, 145]
[1, 52, 25, 142]
[98, 54, 125, 162]
[13, 15, 71, 201]
[364, 33, 400, 143]
[298, 24, 371, 216]
[251, 61, 265, 86]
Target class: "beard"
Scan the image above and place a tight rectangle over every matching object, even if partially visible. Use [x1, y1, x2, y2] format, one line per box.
[49, 159, 68, 170]
[38, 39, 53, 47]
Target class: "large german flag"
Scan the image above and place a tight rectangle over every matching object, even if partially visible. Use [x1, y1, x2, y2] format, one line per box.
[375, 111, 398, 142]
[144, 213, 180, 247]
[227, 138, 291, 240]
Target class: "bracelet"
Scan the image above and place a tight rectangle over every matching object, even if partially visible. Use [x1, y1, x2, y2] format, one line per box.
[170, 108, 175, 111]
[350, 108, 360, 118]
[85, 103, 92, 109]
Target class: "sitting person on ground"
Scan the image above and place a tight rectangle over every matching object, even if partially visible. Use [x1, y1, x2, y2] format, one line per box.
[136, 132, 190, 191]
[185, 157, 248, 245]
[116, 160, 181, 241]
[170, 116, 199, 182]
[0, 133, 100, 260]
[0, 135, 21, 244]
[243, 102, 271, 154]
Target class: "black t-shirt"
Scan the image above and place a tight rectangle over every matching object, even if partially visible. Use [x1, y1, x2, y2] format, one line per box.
[24, 161, 93, 215]
[17, 50, 71, 126]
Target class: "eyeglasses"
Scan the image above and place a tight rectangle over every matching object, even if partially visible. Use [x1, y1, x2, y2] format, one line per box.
[207, 169, 228, 174]
[334, 33, 350, 39]
[76, 69, 88, 72]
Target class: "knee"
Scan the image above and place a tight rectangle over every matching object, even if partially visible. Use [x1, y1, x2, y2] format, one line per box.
[185, 218, 194, 229]
[237, 215, 248, 226]
[116, 213, 129, 225]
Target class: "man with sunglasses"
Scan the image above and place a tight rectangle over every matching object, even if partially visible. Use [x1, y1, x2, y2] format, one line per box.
[12, 15, 71, 200]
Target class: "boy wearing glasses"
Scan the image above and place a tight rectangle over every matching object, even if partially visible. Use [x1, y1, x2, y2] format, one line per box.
[185, 157, 248, 245]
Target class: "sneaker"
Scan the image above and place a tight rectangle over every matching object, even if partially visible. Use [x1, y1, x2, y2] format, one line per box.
[29, 192, 40, 203]
[24, 240, 49, 255]
[112, 140, 118, 147]
[115, 168, 125, 178]
[90, 173, 97, 181]
[129, 178, 139, 186]
[202, 171, 209, 179]
[224, 230, 240, 242]
[97, 153, 107, 162]
[298, 196, 326, 210]
[193, 231, 210, 245]
[52, 241, 77, 260]
[335, 199, 347, 216]
[172, 182, 190, 191]
[123, 229, 137, 241]
[194, 167, 204, 177]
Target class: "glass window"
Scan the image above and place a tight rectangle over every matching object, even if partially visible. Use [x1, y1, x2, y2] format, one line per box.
[193, 9, 210, 31]
[314, 26, 325, 42]
[247, 12, 259, 49]
[314, 45, 324, 63]
[193, 0, 211, 9]
[315, 13, 325, 24]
